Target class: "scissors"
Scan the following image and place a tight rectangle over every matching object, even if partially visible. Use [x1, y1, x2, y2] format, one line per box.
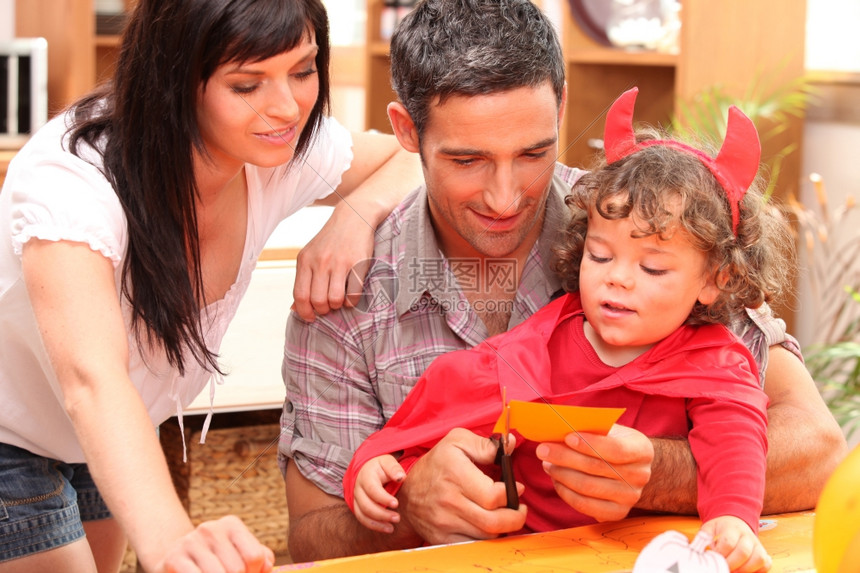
[493, 388, 519, 510]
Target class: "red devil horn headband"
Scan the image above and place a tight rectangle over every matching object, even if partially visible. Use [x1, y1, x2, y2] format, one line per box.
[604, 87, 761, 235]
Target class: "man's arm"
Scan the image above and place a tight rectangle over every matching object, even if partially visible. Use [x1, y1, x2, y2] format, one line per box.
[637, 438, 697, 514]
[759, 345, 847, 512]
[280, 299, 397, 561]
[285, 461, 423, 562]
[638, 345, 848, 514]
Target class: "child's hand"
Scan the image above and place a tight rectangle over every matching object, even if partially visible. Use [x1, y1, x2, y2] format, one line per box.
[700, 515, 772, 572]
[353, 454, 406, 533]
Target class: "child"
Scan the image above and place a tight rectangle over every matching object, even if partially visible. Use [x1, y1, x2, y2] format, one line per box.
[343, 87, 794, 573]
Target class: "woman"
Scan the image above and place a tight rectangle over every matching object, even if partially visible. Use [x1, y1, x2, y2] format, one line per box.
[0, 0, 419, 571]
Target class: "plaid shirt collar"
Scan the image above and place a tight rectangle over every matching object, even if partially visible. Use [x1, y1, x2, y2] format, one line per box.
[394, 165, 572, 324]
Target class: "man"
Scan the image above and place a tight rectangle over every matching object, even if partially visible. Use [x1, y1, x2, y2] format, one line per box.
[278, 0, 846, 562]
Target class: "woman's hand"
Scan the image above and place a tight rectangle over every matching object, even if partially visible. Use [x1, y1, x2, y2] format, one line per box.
[292, 130, 421, 321]
[292, 203, 374, 320]
[155, 515, 274, 573]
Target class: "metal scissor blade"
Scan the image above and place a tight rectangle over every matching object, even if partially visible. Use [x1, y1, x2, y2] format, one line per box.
[500, 387, 518, 509]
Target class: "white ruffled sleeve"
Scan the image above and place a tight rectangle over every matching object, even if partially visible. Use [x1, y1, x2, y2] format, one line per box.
[8, 140, 126, 267]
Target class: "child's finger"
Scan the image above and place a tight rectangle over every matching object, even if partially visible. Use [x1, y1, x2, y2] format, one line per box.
[364, 475, 400, 508]
[355, 487, 400, 523]
[727, 539, 772, 573]
[356, 514, 394, 533]
[355, 509, 396, 533]
[379, 455, 407, 483]
[354, 491, 399, 533]
[745, 548, 772, 573]
[354, 508, 395, 533]
[719, 533, 756, 571]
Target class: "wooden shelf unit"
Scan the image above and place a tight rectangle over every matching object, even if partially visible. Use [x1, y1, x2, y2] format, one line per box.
[364, 0, 399, 134]
[364, 0, 807, 202]
[95, 34, 123, 84]
[560, 0, 807, 200]
[362, 0, 805, 330]
[14, 0, 96, 117]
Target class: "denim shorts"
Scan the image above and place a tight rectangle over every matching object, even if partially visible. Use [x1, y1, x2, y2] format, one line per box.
[0, 442, 112, 563]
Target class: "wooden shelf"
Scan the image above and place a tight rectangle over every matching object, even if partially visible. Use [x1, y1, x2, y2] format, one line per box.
[368, 42, 390, 57]
[364, 0, 397, 134]
[566, 49, 677, 67]
[15, 0, 96, 116]
[96, 34, 123, 83]
[0, 149, 18, 189]
[95, 34, 122, 48]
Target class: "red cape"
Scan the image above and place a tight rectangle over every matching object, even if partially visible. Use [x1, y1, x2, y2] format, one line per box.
[344, 293, 767, 532]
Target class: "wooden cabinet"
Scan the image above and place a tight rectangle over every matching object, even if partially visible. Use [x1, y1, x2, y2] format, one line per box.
[0, 150, 15, 188]
[14, 0, 132, 117]
[363, 0, 807, 200]
[14, 0, 96, 117]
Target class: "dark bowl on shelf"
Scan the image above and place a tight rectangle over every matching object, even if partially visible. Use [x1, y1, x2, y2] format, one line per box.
[567, 0, 613, 46]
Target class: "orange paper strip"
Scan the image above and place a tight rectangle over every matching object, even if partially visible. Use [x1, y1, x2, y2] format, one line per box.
[492, 400, 625, 442]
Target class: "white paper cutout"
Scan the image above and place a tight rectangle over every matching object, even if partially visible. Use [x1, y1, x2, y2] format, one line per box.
[633, 529, 730, 572]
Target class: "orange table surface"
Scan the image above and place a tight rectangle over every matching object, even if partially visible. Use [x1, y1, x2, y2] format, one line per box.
[276, 512, 815, 572]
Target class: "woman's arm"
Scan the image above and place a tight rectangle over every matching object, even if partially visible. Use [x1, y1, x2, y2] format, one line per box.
[293, 130, 422, 320]
[23, 239, 273, 572]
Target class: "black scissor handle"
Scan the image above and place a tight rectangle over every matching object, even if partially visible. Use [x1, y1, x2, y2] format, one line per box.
[493, 436, 519, 510]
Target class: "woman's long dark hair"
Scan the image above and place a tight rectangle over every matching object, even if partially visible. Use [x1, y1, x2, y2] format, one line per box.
[67, 0, 331, 374]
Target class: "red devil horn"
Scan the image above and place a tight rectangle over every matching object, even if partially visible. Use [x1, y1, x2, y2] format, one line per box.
[602, 88, 760, 236]
[604, 87, 640, 164]
[713, 106, 761, 231]
[714, 106, 761, 197]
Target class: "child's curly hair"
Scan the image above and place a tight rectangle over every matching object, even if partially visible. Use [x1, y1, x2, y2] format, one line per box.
[554, 127, 795, 326]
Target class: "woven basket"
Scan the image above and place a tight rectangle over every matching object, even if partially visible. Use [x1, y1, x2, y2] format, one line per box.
[159, 409, 290, 559]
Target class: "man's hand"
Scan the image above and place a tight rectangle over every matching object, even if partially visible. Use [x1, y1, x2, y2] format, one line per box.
[398, 428, 527, 544]
[536, 424, 653, 521]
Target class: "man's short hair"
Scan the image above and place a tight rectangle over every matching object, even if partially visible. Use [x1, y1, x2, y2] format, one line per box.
[389, 0, 566, 138]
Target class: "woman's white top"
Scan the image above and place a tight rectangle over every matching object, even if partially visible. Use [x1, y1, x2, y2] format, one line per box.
[0, 112, 353, 462]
